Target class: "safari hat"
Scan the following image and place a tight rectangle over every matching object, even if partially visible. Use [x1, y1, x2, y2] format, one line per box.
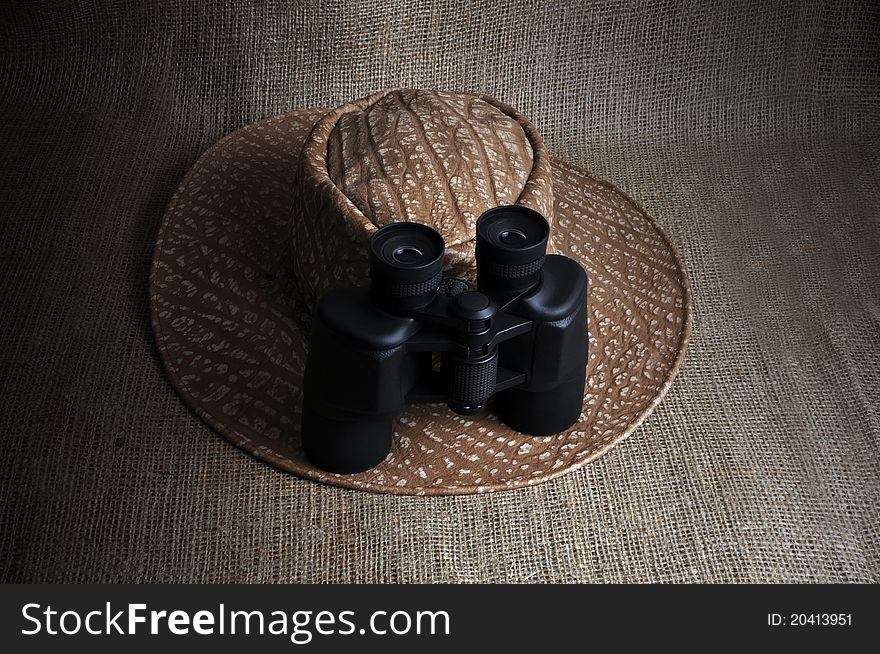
[150, 89, 692, 495]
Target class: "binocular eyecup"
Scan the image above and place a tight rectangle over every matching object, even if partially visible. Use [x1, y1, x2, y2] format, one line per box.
[475, 205, 550, 292]
[368, 222, 446, 311]
[368, 206, 550, 307]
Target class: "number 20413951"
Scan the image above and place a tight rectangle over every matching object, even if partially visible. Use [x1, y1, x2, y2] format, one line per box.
[768, 613, 852, 627]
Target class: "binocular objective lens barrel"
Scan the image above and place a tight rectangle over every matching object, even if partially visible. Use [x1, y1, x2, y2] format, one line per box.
[369, 222, 445, 311]
[475, 205, 550, 292]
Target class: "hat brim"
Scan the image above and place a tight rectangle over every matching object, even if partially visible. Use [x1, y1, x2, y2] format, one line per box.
[150, 109, 692, 495]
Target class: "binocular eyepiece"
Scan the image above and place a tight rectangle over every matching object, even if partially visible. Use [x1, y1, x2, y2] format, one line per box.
[368, 222, 446, 311]
[369, 206, 550, 308]
[475, 206, 550, 292]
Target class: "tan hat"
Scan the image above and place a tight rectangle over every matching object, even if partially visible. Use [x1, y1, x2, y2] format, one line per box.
[150, 89, 692, 495]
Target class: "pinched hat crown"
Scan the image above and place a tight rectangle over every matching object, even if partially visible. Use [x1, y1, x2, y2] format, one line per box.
[290, 89, 556, 307]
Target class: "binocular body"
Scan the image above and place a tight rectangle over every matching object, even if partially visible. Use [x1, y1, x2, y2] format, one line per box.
[302, 206, 589, 474]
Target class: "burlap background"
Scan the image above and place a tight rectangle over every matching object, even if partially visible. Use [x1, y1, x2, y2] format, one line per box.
[1, 0, 877, 582]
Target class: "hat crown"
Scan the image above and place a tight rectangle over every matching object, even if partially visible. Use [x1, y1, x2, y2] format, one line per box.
[290, 89, 555, 307]
[327, 90, 534, 248]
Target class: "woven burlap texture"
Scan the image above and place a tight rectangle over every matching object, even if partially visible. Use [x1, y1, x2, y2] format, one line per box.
[1, 0, 878, 582]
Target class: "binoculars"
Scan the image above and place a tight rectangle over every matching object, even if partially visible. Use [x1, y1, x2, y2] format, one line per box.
[302, 206, 589, 473]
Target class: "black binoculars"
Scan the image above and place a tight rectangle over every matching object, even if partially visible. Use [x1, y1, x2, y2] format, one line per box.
[302, 206, 589, 473]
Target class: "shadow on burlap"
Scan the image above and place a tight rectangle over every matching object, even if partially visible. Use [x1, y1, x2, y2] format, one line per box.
[0, 0, 877, 582]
